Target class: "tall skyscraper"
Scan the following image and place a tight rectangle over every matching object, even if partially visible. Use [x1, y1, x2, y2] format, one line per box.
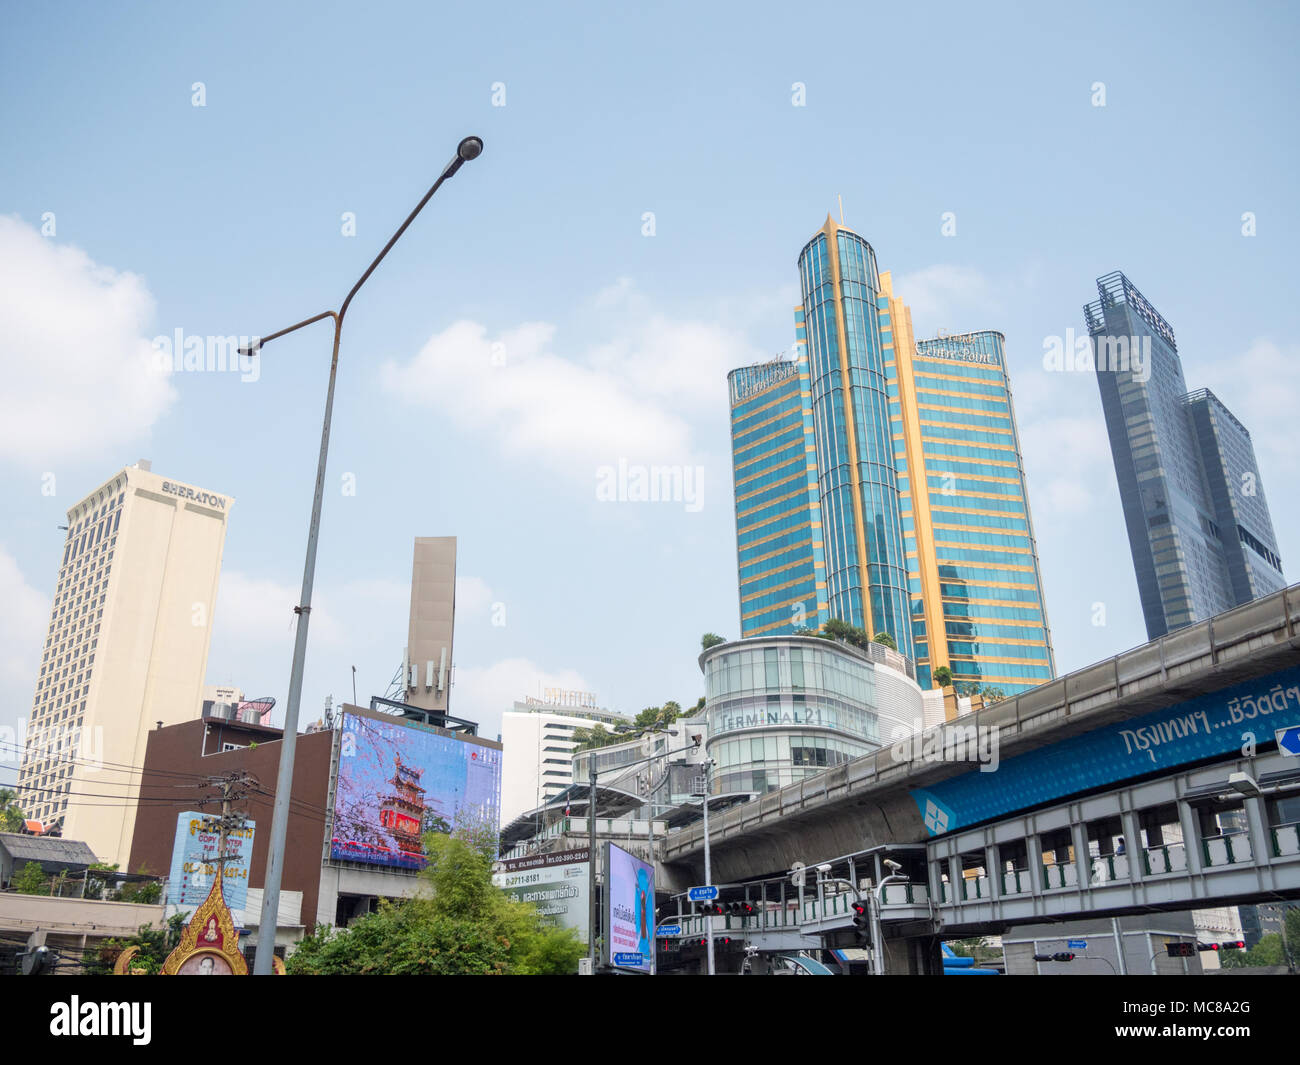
[18, 461, 233, 866]
[884, 276, 1055, 694]
[727, 345, 827, 638]
[728, 216, 1056, 702]
[795, 216, 914, 659]
[1084, 272, 1284, 639]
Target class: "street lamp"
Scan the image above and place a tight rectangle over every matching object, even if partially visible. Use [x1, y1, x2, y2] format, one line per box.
[242, 136, 483, 975]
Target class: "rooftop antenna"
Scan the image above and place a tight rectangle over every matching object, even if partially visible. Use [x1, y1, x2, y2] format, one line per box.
[838, 195, 845, 225]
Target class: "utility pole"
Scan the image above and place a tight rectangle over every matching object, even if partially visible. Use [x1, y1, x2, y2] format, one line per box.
[587, 752, 598, 973]
[199, 772, 253, 911]
[698, 758, 715, 976]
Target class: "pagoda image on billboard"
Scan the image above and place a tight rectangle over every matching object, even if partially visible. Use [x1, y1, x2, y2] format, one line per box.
[379, 754, 427, 863]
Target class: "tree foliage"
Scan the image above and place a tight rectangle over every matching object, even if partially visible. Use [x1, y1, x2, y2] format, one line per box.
[287, 830, 584, 975]
[0, 788, 26, 833]
[701, 633, 725, 651]
[931, 666, 953, 689]
[12, 860, 48, 895]
[82, 912, 189, 975]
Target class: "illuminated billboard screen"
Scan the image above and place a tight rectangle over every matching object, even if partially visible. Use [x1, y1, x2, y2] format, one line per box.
[603, 842, 655, 974]
[331, 709, 502, 869]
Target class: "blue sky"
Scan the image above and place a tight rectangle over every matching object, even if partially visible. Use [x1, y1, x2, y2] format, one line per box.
[2, 1, 1298, 760]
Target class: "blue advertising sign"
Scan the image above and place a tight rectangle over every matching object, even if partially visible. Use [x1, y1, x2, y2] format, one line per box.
[688, 885, 718, 901]
[605, 843, 655, 974]
[166, 811, 255, 925]
[1277, 726, 1300, 757]
[912, 665, 1300, 836]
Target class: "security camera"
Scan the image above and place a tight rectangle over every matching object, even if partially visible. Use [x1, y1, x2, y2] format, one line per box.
[883, 858, 902, 872]
[816, 863, 832, 874]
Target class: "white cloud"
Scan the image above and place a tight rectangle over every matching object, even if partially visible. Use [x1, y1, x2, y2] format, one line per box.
[0, 546, 50, 751]
[379, 282, 763, 476]
[0, 215, 175, 465]
[1018, 414, 1114, 516]
[1198, 338, 1300, 482]
[449, 657, 591, 741]
[890, 264, 1000, 338]
[455, 575, 494, 617]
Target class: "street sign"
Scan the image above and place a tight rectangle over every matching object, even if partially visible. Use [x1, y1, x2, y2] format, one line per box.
[688, 885, 718, 901]
[656, 924, 681, 936]
[1067, 939, 1087, 950]
[614, 952, 644, 967]
[1276, 726, 1300, 757]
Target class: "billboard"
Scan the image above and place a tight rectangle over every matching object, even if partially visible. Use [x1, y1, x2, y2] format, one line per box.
[331, 709, 502, 869]
[492, 848, 589, 942]
[165, 811, 256, 925]
[603, 842, 655, 974]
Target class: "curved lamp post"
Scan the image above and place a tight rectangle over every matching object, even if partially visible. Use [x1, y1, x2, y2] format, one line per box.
[240, 136, 484, 974]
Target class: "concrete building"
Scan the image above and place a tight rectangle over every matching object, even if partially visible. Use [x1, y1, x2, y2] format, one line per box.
[500, 694, 631, 823]
[0, 832, 98, 889]
[1084, 272, 1285, 639]
[401, 536, 457, 714]
[17, 460, 232, 867]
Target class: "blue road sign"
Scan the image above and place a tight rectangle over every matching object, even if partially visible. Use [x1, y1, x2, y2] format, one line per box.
[1277, 726, 1300, 757]
[657, 925, 682, 936]
[688, 885, 718, 901]
[614, 952, 644, 967]
[1067, 940, 1087, 950]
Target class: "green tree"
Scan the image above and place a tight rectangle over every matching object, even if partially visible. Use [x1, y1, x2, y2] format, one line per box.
[931, 666, 953, 689]
[83, 912, 189, 975]
[947, 937, 1001, 966]
[12, 860, 49, 896]
[571, 723, 618, 753]
[0, 788, 25, 832]
[701, 633, 725, 651]
[287, 830, 583, 975]
[872, 631, 897, 651]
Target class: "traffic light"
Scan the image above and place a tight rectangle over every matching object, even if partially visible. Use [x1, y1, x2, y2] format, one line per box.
[1032, 953, 1075, 962]
[1166, 942, 1197, 957]
[1220, 940, 1246, 950]
[851, 900, 870, 943]
[1196, 942, 1220, 953]
[739, 902, 756, 918]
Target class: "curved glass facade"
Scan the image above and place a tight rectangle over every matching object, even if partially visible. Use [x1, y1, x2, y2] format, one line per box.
[700, 636, 922, 796]
[797, 220, 913, 658]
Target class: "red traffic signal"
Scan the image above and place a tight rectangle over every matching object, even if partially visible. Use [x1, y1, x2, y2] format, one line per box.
[1220, 940, 1246, 950]
[1196, 942, 1220, 952]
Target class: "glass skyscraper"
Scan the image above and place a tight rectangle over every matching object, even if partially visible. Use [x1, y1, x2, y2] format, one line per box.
[795, 217, 914, 659]
[1084, 271, 1284, 639]
[728, 216, 1056, 702]
[727, 346, 827, 637]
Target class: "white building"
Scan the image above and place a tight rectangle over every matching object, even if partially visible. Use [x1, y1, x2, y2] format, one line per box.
[500, 694, 631, 823]
[17, 460, 232, 867]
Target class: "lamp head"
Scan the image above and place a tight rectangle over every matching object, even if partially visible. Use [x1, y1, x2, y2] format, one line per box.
[457, 136, 484, 162]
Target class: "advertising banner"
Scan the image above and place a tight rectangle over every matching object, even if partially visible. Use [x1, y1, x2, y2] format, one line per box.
[331, 709, 502, 869]
[165, 811, 255, 925]
[603, 842, 655, 974]
[492, 848, 589, 942]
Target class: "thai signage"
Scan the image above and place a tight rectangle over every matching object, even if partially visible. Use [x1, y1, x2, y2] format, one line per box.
[912, 666, 1300, 836]
[492, 847, 590, 942]
[166, 811, 255, 925]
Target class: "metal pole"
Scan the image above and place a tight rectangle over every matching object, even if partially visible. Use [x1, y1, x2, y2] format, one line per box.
[246, 137, 482, 976]
[255, 314, 341, 973]
[701, 759, 714, 976]
[588, 753, 597, 972]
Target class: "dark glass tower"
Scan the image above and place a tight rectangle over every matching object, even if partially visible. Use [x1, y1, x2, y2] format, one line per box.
[1084, 271, 1284, 639]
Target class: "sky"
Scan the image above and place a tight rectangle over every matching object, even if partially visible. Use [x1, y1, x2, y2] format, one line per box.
[2, 1, 1298, 767]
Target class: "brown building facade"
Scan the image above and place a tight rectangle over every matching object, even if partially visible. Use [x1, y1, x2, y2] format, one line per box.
[129, 715, 334, 933]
